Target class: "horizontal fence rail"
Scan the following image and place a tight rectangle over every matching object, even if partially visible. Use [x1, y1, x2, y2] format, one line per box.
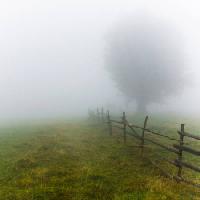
[91, 107, 200, 188]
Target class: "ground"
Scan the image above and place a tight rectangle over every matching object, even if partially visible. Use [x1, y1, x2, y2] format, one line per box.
[0, 116, 199, 199]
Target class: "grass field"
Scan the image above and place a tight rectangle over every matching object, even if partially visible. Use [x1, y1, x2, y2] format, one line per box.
[0, 116, 200, 199]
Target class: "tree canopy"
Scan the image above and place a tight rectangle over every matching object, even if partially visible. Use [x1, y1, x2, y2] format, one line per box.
[105, 17, 185, 112]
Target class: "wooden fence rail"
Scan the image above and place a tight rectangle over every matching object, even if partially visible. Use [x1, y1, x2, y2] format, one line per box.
[94, 108, 200, 188]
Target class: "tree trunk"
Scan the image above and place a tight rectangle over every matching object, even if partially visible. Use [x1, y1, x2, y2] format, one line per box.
[125, 98, 131, 109]
[136, 100, 147, 114]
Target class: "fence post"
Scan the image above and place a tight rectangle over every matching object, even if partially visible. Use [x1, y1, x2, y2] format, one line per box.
[101, 107, 104, 123]
[177, 124, 185, 178]
[107, 110, 112, 136]
[141, 116, 148, 156]
[122, 112, 127, 144]
[97, 108, 100, 122]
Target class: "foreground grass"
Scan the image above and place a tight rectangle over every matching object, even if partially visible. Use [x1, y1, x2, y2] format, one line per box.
[0, 118, 199, 199]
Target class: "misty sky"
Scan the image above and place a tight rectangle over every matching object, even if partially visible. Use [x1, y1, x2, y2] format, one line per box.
[0, 0, 200, 120]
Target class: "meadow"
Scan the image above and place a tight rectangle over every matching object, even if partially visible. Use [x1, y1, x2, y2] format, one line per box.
[0, 115, 200, 199]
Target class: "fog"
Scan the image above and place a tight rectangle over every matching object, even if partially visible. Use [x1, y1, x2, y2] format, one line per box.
[1, 0, 200, 121]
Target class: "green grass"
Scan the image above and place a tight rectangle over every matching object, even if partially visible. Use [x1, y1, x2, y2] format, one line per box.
[0, 117, 199, 199]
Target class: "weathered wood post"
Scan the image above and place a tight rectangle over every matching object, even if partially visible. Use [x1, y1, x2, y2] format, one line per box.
[96, 108, 100, 122]
[122, 112, 127, 144]
[141, 116, 148, 156]
[107, 110, 112, 136]
[101, 107, 104, 123]
[177, 124, 185, 178]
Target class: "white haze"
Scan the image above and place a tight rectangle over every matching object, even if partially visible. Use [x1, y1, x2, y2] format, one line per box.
[0, 0, 200, 121]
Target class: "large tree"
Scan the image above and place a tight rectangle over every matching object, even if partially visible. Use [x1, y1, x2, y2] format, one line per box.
[105, 16, 185, 113]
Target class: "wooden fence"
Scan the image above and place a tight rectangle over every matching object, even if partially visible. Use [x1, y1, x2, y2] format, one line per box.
[93, 108, 200, 188]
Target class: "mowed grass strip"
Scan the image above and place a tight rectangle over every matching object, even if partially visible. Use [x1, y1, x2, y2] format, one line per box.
[0, 120, 199, 200]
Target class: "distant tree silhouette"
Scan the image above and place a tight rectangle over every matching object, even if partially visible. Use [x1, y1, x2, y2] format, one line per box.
[105, 16, 185, 113]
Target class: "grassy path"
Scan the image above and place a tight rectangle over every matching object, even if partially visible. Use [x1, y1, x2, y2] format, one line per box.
[0, 120, 199, 199]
